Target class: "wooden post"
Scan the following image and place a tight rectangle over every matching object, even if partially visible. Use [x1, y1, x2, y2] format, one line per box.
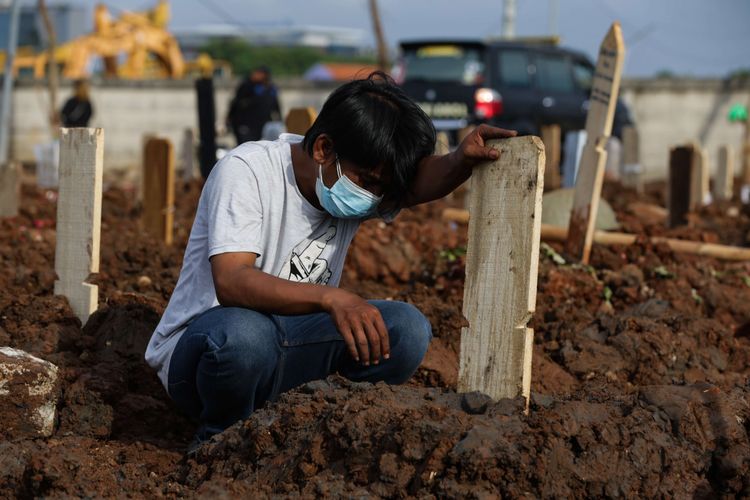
[565, 22, 625, 264]
[669, 145, 693, 228]
[741, 118, 750, 203]
[435, 131, 450, 156]
[714, 144, 734, 202]
[196, 77, 216, 179]
[143, 137, 175, 245]
[285, 107, 317, 135]
[180, 128, 196, 181]
[689, 145, 709, 209]
[561, 130, 587, 187]
[0, 161, 20, 218]
[54, 128, 103, 325]
[540, 124, 561, 190]
[368, 0, 389, 71]
[458, 136, 544, 406]
[621, 125, 642, 191]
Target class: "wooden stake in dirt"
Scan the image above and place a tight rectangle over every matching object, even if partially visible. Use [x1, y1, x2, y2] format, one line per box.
[689, 145, 709, 209]
[621, 125, 642, 191]
[180, 128, 196, 181]
[458, 136, 544, 406]
[714, 144, 734, 202]
[285, 107, 317, 135]
[143, 137, 175, 245]
[565, 22, 625, 263]
[540, 124, 561, 190]
[741, 115, 750, 202]
[668, 145, 693, 228]
[54, 128, 103, 325]
[435, 131, 450, 156]
[0, 161, 20, 218]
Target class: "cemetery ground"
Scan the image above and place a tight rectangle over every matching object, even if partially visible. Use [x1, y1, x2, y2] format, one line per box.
[1, 175, 749, 498]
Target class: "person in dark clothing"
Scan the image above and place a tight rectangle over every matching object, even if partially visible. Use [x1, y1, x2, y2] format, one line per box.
[226, 66, 281, 145]
[60, 80, 93, 128]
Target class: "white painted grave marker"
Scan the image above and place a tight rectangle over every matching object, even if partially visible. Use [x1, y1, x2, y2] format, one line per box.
[54, 128, 103, 325]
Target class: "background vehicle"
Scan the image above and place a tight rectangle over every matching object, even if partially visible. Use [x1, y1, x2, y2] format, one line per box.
[393, 38, 633, 143]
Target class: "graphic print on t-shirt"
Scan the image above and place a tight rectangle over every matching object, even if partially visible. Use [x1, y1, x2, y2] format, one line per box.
[278, 224, 336, 284]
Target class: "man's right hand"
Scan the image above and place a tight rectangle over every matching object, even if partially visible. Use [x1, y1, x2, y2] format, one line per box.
[211, 252, 390, 366]
[321, 288, 390, 366]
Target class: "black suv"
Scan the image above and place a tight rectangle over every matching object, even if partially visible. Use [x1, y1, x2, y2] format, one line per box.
[393, 39, 633, 142]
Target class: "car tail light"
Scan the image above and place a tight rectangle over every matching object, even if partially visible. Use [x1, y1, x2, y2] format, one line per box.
[474, 88, 503, 119]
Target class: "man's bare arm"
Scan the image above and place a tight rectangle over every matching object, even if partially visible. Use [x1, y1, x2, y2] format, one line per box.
[403, 125, 517, 207]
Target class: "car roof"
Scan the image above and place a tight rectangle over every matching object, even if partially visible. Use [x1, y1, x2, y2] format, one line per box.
[399, 38, 591, 63]
[399, 39, 486, 50]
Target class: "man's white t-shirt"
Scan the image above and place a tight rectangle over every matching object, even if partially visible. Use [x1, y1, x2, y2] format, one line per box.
[145, 134, 361, 389]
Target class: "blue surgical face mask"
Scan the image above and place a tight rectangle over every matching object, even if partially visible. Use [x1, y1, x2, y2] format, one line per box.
[315, 158, 383, 219]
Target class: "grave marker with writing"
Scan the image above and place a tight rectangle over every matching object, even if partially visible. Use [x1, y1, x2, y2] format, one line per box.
[565, 22, 625, 263]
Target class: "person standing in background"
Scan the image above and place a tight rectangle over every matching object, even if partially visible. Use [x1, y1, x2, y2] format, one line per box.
[226, 66, 281, 145]
[60, 80, 93, 128]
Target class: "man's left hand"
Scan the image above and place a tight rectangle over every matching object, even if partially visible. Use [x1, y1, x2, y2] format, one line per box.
[453, 124, 518, 169]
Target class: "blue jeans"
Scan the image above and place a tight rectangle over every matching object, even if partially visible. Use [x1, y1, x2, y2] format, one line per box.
[167, 300, 432, 441]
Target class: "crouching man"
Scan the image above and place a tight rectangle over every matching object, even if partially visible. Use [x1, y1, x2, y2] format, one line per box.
[145, 72, 516, 450]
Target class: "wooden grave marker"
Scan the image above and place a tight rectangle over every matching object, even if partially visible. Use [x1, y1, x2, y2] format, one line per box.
[741, 115, 750, 203]
[285, 107, 317, 135]
[621, 125, 642, 191]
[435, 131, 450, 156]
[565, 22, 625, 263]
[668, 145, 693, 228]
[540, 124, 561, 190]
[54, 128, 103, 325]
[0, 161, 20, 218]
[458, 136, 545, 407]
[689, 144, 709, 209]
[561, 130, 587, 188]
[714, 144, 734, 202]
[181, 128, 196, 181]
[143, 137, 175, 245]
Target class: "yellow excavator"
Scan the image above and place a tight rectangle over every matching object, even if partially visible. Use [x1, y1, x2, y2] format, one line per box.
[1, 1, 224, 79]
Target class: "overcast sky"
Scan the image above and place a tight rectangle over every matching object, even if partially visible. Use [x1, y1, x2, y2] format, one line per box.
[39, 0, 750, 77]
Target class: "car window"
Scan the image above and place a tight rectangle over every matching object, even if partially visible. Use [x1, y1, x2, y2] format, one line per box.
[498, 50, 532, 88]
[400, 45, 484, 84]
[573, 61, 594, 92]
[536, 55, 574, 93]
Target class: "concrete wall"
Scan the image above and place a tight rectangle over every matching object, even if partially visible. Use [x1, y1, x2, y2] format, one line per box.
[8, 77, 750, 180]
[621, 78, 750, 181]
[10, 79, 337, 177]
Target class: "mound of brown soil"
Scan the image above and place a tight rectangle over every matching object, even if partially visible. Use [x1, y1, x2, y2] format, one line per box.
[0, 179, 748, 498]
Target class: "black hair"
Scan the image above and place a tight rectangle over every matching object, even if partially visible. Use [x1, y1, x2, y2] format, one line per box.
[302, 71, 436, 207]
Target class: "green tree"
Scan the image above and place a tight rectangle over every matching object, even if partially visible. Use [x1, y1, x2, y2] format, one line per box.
[201, 38, 376, 78]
